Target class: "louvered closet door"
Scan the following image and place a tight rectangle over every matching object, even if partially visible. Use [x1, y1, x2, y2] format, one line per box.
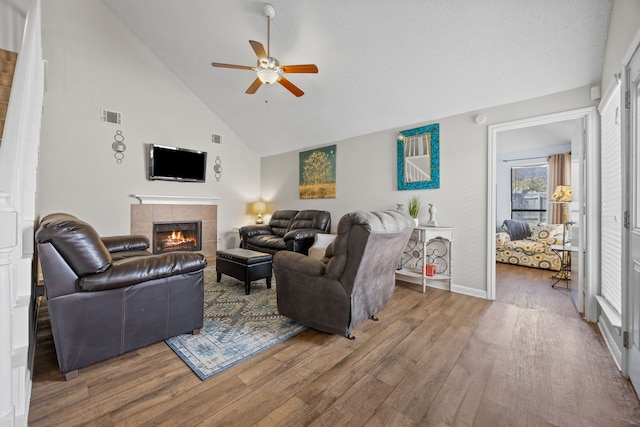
[625, 45, 640, 394]
[601, 82, 623, 315]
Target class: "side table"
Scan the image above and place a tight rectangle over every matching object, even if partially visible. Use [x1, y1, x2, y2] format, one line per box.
[395, 226, 454, 293]
[550, 244, 571, 288]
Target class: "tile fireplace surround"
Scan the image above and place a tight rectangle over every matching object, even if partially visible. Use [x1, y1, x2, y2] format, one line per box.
[131, 203, 217, 263]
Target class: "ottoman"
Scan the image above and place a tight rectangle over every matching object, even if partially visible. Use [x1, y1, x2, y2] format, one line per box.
[216, 248, 273, 295]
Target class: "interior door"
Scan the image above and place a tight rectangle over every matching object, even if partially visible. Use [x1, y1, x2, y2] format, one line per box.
[625, 45, 640, 392]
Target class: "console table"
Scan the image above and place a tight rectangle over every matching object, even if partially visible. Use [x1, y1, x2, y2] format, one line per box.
[395, 226, 455, 293]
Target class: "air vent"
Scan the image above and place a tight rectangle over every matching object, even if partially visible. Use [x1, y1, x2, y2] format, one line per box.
[101, 109, 122, 125]
[212, 134, 222, 144]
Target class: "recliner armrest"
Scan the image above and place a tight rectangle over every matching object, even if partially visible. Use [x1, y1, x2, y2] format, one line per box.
[239, 224, 273, 239]
[79, 252, 207, 292]
[496, 232, 511, 248]
[101, 235, 150, 253]
[273, 251, 326, 277]
[283, 228, 324, 242]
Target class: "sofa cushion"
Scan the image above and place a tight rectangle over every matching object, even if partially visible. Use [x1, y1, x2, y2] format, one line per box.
[529, 224, 563, 245]
[504, 239, 547, 254]
[35, 213, 112, 276]
[246, 234, 288, 251]
[110, 249, 152, 262]
[268, 210, 299, 237]
[289, 210, 331, 232]
[495, 231, 511, 248]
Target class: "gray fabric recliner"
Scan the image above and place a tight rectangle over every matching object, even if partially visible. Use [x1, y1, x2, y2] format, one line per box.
[273, 210, 413, 339]
[35, 213, 207, 379]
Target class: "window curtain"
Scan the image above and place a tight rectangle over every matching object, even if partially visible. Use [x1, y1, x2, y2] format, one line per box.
[548, 153, 571, 224]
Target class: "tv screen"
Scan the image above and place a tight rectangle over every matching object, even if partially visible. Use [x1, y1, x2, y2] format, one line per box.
[148, 144, 207, 182]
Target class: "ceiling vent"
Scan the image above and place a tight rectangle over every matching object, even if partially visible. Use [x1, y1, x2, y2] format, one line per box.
[212, 134, 222, 144]
[101, 109, 122, 125]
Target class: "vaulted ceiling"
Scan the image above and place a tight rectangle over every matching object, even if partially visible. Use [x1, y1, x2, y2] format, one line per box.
[99, 0, 611, 157]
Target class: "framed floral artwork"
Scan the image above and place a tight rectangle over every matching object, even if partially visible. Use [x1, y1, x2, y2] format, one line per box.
[299, 145, 336, 199]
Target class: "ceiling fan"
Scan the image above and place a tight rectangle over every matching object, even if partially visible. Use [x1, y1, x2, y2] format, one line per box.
[211, 3, 318, 97]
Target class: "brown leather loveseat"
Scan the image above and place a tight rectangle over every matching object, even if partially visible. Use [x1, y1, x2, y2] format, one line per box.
[35, 213, 207, 379]
[239, 209, 331, 255]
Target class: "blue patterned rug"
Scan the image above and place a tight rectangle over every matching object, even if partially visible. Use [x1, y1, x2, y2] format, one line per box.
[165, 267, 306, 381]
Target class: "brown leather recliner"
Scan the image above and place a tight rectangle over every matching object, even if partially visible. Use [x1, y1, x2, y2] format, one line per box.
[35, 213, 207, 379]
[239, 209, 331, 255]
[273, 210, 413, 339]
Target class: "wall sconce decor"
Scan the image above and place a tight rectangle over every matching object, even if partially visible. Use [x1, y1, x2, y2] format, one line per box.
[112, 130, 126, 163]
[213, 156, 222, 181]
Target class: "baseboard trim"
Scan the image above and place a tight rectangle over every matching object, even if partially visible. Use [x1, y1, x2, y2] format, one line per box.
[597, 315, 623, 372]
[450, 283, 488, 300]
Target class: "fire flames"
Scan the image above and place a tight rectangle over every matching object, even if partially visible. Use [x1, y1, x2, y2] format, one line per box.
[158, 230, 197, 252]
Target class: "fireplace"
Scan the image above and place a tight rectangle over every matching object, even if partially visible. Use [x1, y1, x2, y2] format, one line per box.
[131, 203, 217, 263]
[153, 221, 202, 254]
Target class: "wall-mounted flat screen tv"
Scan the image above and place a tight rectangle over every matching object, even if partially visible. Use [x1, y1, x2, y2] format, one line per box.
[148, 144, 207, 182]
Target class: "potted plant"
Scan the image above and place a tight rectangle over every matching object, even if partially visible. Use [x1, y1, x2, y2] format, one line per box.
[408, 196, 421, 226]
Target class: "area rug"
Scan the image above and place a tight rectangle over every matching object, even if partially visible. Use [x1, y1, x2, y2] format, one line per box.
[165, 268, 306, 381]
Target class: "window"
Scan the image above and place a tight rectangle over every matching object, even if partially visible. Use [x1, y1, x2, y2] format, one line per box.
[511, 164, 548, 224]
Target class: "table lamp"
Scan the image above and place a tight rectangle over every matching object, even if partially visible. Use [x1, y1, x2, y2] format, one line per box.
[252, 201, 267, 224]
[550, 185, 572, 245]
[550, 185, 572, 222]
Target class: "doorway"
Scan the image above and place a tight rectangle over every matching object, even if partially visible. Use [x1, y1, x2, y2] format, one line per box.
[487, 107, 599, 322]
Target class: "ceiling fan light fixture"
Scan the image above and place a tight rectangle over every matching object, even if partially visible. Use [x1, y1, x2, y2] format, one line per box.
[211, 2, 316, 96]
[257, 68, 279, 84]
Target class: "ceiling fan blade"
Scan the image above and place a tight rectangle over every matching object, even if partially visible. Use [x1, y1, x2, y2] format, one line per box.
[249, 40, 267, 58]
[211, 62, 254, 71]
[278, 76, 304, 97]
[246, 77, 262, 94]
[280, 64, 318, 74]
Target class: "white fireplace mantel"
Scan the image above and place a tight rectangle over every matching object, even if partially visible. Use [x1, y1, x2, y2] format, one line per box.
[130, 194, 219, 205]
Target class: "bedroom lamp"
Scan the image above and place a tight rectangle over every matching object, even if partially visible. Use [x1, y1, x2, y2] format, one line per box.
[252, 201, 267, 224]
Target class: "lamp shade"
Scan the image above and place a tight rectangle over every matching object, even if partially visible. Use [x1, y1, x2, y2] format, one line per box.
[252, 201, 267, 214]
[550, 185, 572, 202]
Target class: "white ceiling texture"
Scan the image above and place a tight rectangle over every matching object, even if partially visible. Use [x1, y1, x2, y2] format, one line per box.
[99, 0, 611, 157]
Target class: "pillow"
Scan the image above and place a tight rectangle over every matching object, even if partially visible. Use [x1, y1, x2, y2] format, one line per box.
[502, 219, 531, 241]
[530, 224, 563, 245]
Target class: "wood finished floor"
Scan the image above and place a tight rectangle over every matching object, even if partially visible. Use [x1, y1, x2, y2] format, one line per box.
[29, 264, 640, 426]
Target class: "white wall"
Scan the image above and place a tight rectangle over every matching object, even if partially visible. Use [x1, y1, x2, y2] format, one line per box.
[38, 0, 261, 248]
[0, 0, 29, 52]
[261, 87, 596, 295]
[601, 0, 640, 90]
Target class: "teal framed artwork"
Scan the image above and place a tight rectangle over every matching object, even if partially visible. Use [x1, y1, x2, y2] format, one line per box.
[397, 123, 440, 190]
[299, 145, 336, 199]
